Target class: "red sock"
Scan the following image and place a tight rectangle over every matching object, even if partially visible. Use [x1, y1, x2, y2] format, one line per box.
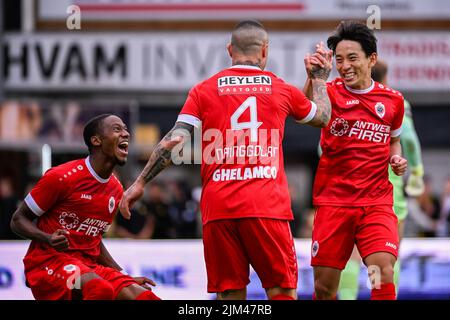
[371, 283, 396, 300]
[270, 294, 295, 300]
[82, 278, 114, 300]
[136, 290, 161, 300]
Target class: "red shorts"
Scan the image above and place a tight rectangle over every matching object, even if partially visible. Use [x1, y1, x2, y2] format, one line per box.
[203, 218, 298, 293]
[24, 251, 137, 300]
[311, 205, 399, 270]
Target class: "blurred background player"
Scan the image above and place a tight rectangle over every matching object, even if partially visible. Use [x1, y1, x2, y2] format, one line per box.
[120, 20, 332, 300]
[10, 114, 160, 300]
[337, 59, 426, 300]
[304, 21, 407, 300]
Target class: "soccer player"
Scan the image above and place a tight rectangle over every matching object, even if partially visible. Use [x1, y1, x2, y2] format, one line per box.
[10, 114, 160, 300]
[120, 20, 332, 300]
[303, 21, 408, 300]
[337, 59, 425, 300]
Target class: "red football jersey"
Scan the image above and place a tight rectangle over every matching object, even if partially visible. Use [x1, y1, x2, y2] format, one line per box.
[313, 79, 404, 206]
[178, 65, 316, 224]
[24, 157, 123, 262]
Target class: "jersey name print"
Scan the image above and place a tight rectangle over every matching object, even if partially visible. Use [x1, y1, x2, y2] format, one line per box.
[177, 65, 316, 224]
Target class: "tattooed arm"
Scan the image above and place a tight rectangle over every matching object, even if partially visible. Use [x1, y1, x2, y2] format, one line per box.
[140, 121, 194, 183]
[303, 48, 333, 128]
[303, 78, 313, 100]
[119, 121, 194, 219]
[308, 78, 331, 128]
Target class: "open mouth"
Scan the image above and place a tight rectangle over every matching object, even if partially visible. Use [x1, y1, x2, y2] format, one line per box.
[343, 72, 356, 82]
[117, 141, 129, 155]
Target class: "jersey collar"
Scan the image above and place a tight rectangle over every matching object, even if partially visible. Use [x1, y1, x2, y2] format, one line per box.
[229, 65, 262, 71]
[344, 79, 375, 94]
[85, 157, 110, 184]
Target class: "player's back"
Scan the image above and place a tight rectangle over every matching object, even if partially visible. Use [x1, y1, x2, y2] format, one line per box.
[194, 66, 293, 139]
[179, 65, 314, 224]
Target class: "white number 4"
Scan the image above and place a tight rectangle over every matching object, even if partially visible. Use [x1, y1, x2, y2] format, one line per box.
[230, 96, 262, 143]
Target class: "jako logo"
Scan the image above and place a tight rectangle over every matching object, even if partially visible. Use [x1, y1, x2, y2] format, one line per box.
[0, 267, 13, 288]
[385, 242, 397, 250]
[346, 99, 359, 105]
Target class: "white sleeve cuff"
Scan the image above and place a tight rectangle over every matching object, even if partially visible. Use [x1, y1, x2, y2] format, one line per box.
[391, 126, 402, 137]
[177, 114, 201, 129]
[24, 193, 45, 216]
[296, 101, 317, 124]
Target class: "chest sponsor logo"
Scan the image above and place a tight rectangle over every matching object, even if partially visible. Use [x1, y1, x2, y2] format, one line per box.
[217, 75, 272, 95]
[59, 212, 79, 230]
[375, 102, 385, 118]
[108, 196, 115, 214]
[330, 118, 349, 137]
[76, 218, 111, 237]
[81, 194, 92, 200]
[330, 118, 390, 143]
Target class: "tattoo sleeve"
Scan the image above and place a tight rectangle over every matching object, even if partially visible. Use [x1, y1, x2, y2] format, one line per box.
[308, 79, 332, 128]
[309, 64, 331, 81]
[140, 121, 195, 183]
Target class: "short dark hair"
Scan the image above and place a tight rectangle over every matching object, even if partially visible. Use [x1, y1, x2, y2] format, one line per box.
[371, 60, 388, 82]
[233, 19, 266, 31]
[83, 114, 112, 153]
[231, 20, 267, 55]
[327, 21, 377, 57]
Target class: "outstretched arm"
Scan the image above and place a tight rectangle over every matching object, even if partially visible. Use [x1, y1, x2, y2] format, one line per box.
[119, 121, 195, 219]
[139, 121, 194, 183]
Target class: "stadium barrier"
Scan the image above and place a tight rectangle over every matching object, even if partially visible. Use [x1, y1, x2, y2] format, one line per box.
[0, 238, 449, 300]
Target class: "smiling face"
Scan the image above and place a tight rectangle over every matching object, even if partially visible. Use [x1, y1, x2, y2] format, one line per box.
[95, 115, 130, 166]
[335, 39, 377, 90]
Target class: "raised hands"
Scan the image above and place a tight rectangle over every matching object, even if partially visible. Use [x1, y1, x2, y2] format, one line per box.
[304, 41, 333, 81]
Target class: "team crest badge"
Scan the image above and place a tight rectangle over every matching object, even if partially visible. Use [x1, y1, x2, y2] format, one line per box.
[312, 241, 320, 257]
[375, 102, 385, 118]
[108, 196, 115, 214]
[63, 264, 77, 273]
